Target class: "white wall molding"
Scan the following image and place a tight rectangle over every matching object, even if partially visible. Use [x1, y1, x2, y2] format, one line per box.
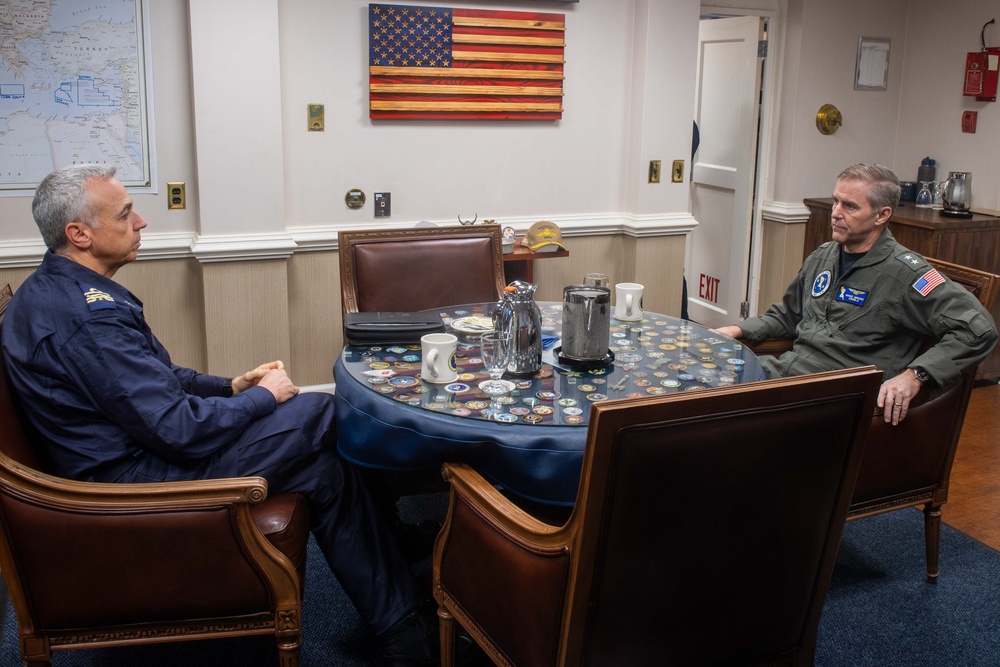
[289, 212, 697, 252]
[761, 199, 811, 224]
[0, 213, 697, 267]
[191, 232, 298, 263]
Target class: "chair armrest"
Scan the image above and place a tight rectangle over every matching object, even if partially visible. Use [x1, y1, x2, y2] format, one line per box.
[0, 450, 270, 509]
[441, 462, 567, 545]
[739, 337, 792, 358]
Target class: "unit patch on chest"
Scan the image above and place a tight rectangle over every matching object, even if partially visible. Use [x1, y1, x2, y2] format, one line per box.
[811, 270, 832, 297]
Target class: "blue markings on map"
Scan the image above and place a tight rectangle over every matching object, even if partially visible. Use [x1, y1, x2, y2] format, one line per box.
[76, 76, 114, 107]
[55, 82, 73, 106]
[0, 84, 25, 99]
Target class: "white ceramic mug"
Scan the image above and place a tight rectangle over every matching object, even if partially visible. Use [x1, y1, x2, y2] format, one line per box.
[421, 333, 459, 383]
[614, 282, 644, 321]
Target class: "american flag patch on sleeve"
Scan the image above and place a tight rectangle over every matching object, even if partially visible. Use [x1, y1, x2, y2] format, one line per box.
[912, 268, 945, 296]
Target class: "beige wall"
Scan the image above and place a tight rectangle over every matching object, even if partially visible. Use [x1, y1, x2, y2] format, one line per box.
[5, 0, 1000, 382]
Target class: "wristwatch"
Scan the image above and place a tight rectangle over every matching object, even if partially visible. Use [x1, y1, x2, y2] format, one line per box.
[221, 379, 234, 397]
[911, 367, 930, 384]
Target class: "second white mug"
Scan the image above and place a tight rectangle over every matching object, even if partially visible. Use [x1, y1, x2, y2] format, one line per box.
[614, 282, 644, 321]
[421, 333, 459, 383]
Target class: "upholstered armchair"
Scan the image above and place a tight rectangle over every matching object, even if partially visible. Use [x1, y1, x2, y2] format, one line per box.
[0, 283, 310, 666]
[434, 367, 882, 666]
[337, 224, 506, 315]
[741, 257, 1000, 583]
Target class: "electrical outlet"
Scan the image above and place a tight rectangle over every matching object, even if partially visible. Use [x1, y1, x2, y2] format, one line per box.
[374, 192, 391, 217]
[648, 160, 661, 184]
[167, 182, 185, 210]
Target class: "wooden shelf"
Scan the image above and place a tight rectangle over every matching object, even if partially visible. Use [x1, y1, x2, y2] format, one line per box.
[502, 240, 569, 282]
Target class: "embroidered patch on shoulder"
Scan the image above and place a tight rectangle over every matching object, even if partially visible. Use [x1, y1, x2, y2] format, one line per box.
[912, 268, 945, 296]
[80, 285, 116, 311]
[835, 285, 869, 306]
[896, 252, 927, 271]
[811, 270, 832, 297]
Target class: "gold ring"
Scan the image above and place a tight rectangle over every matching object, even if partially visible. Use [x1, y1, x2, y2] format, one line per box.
[893, 402, 902, 407]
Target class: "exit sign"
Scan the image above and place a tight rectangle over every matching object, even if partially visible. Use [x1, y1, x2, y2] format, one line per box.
[699, 273, 720, 303]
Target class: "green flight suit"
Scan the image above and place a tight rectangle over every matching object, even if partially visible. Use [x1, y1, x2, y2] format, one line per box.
[739, 229, 998, 388]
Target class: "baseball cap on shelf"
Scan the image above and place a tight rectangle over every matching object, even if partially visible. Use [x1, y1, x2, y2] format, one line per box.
[523, 221, 566, 252]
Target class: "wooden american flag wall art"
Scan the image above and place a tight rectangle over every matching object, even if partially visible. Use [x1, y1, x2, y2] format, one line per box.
[368, 3, 566, 120]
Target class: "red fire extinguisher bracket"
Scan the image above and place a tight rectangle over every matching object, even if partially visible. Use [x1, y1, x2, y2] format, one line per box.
[964, 47, 1000, 101]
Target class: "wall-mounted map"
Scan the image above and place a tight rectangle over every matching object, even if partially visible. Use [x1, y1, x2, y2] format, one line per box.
[0, 0, 154, 193]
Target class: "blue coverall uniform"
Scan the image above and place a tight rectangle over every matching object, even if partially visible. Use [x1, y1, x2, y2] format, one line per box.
[0, 251, 421, 635]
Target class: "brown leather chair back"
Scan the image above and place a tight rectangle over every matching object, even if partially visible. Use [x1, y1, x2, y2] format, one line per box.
[0, 284, 44, 470]
[434, 368, 882, 667]
[338, 225, 506, 314]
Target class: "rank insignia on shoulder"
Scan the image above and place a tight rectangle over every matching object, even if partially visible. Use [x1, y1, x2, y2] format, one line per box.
[835, 285, 869, 306]
[81, 285, 116, 311]
[896, 252, 927, 271]
[912, 268, 945, 296]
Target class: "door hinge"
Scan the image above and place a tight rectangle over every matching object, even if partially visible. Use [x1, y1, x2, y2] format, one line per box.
[740, 301, 750, 319]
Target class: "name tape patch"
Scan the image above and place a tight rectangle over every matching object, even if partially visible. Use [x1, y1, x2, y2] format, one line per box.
[835, 286, 869, 306]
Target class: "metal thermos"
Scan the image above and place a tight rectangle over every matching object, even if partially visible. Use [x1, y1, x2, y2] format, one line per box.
[561, 285, 611, 361]
[494, 281, 542, 375]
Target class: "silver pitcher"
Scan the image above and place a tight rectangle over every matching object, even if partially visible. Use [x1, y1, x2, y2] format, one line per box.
[561, 285, 611, 361]
[494, 280, 542, 375]
[942, 171, 972, 215]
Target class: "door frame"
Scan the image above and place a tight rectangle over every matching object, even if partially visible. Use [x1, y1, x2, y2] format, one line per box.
[700, 1, 784, 318]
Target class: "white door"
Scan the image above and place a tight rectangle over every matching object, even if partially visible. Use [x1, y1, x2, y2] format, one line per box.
[687, 16, 764, 327]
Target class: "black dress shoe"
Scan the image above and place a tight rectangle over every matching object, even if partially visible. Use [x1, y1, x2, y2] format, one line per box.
[380, 602, 484, 666]
[380, 604, 438, 665]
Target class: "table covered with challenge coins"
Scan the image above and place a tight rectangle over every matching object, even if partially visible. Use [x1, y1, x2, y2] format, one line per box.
[333, 302, 766, 506]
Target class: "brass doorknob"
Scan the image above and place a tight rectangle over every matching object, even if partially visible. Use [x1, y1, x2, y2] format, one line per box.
[816, 104, 842, 135]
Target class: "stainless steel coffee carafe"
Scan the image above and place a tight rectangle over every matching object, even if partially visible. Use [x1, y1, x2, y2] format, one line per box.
[942, 171, 972, 217]
[494, 281, 542, 375]
[561, 285, 611, 362]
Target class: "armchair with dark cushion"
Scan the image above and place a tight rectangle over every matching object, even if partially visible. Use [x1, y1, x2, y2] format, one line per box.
[0, 283, 310, 666]
[338, 224, 506, 315]
[741, 257, 1000, 582]
[433, 367, 882, 666]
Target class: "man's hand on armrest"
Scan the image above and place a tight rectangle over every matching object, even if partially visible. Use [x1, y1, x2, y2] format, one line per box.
[711, 325, 745, 340]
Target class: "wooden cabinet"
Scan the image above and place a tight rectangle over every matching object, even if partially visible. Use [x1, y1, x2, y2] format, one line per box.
[804, 198, 1000, 380]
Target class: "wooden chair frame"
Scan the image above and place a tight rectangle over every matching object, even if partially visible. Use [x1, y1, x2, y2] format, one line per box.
[434, 367, 882, 666]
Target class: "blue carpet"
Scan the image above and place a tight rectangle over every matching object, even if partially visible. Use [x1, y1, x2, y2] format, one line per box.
[2, 505, 998, 665]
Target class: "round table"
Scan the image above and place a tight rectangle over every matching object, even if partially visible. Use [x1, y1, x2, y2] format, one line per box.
[334, 302, 765, 505]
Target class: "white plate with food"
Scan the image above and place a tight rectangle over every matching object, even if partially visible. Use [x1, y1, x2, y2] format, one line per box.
[449, 316, 495, 334]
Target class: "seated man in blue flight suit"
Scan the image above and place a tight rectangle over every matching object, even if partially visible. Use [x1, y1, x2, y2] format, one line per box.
[0, 165, 442, 665]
